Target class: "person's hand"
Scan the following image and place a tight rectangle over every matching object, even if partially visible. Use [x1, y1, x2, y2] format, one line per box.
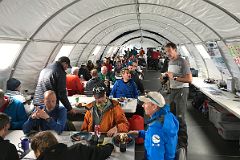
[68, 109, 80, 115]
[165, 72, 173, 79]
[31, 111, 39, 119]
[107, 126, 118, 137]
[37, 109, 50, 120]
[75, 102, 82, 108]
[128, 130, 139, 138]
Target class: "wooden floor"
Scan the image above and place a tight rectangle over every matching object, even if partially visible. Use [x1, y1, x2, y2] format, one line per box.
[135, 70, 240, 160]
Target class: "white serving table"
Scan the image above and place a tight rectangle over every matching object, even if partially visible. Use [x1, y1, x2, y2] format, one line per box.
[191, 77, 240, 119]
[68, 95, 138, 113]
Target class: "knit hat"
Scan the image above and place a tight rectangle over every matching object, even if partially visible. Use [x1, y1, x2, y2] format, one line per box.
[7, 78, 21, 91]
[138, 92, 165, 108]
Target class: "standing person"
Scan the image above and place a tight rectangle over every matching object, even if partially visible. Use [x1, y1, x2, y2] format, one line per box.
[164, 42, 192, 119]
[129, 92, 179, 160]
[0, 113, 19, 160]
[151, 50, 161, 70]
[33, 56, 77, 114]
[23, 90, 67, 134]
[31, 131, 114, 160]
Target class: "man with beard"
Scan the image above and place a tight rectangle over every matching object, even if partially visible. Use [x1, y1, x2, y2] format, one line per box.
[81, 86, 129, 137]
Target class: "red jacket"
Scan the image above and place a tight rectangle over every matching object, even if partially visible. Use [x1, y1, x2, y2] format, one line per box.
[66, 75, 84, 96]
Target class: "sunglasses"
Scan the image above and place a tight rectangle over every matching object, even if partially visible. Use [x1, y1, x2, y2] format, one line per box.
[145, 95, 161, 106]
[93, 87, 105, 93]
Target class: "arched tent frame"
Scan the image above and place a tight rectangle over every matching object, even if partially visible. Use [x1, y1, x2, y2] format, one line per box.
[0, 0, 240, 91]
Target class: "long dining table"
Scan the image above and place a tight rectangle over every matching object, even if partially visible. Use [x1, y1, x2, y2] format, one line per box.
[68, 95, 138, 113]
[5, 130, 135, 160]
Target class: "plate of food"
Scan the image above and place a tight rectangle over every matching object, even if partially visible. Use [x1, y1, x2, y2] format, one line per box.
[71, 132, 92, 142]
[112, 133, 134, 147]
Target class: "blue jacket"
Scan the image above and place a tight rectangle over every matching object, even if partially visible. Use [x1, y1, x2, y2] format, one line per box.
[4, 97, 28, 129]
[110, 79, 138, 98]
[23, 105, 67, 134]
[139, 105, 179, 160]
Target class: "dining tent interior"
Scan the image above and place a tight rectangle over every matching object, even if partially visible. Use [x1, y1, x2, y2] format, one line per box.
[0, 0, 240, 160]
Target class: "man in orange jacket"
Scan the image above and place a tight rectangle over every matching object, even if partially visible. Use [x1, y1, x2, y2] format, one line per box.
[81, 86, 129, 137]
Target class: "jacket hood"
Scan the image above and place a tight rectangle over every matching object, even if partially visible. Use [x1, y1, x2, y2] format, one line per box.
[151, 104, 179, 137]
[37, 143, 67, 160]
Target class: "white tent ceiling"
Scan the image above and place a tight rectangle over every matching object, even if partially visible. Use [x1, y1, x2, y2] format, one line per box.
[0, 0, 240, 91]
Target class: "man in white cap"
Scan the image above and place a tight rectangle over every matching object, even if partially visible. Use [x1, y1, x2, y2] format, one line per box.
[129, 92, 179, 160]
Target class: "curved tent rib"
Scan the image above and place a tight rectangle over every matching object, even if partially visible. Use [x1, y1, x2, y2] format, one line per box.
[82, 19, 197, 61]
[12, 2, 223, 72]
[83, 23, 184, 61]
[0, 0, 240, 91]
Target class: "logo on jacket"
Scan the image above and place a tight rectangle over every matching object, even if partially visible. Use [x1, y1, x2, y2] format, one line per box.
[152, 134, 160, 143]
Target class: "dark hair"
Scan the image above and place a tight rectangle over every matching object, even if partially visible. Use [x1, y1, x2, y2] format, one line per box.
[31, 131, 58, 154]
[57, 56, 71, 68]
[165, 42, 177, 49]
[0, 113, 10, 130]
[7, 78, 21, 91]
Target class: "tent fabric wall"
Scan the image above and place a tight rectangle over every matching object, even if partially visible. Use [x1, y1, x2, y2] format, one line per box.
[0, 0, 240, 90]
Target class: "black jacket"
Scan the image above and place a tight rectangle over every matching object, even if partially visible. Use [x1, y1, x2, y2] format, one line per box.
[33, 61, 72, 111]
[0, 136, 19, 160]
[131, 71, 144, 94]
[85, 77, 107, 94]
[37, 143, 114, 160]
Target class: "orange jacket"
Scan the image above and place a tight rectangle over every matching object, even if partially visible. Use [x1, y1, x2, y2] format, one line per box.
[66, 75, 84, 96]
[81, 100, 129, 133]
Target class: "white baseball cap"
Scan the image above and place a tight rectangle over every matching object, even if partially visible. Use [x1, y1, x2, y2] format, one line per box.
[138, 92, 165, 108]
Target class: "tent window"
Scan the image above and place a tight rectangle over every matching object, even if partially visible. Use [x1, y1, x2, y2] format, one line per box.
[195, 44, 210, 59]
[0, 43, 23, 70]
[107, 47, 113, 54]
[55, 45, 74, 61]
[113, 47, 118, 54]
[180, 45, 190, 57]
[92, 46, 101, 56]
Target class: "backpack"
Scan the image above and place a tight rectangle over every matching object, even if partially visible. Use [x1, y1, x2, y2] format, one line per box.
[128, 115, 144, 144]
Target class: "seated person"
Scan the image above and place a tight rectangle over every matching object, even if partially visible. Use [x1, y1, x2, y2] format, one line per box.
[0, 113, 19, 160]
[0, 89, 28, 129]
[128, 62, 145, 94]
[66, 67, 84, 96]
[81, 86, 129, 137]
[110, 68, 138, 98]
[129, 92, 179, 160]
[98, 66, 116, 84]
[31, 131, 113, 160]
[23, 90, 67, 134]
[78, 63, 91, 81]
[5, 78, 34, 114]
[85, 69, 108, 95]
